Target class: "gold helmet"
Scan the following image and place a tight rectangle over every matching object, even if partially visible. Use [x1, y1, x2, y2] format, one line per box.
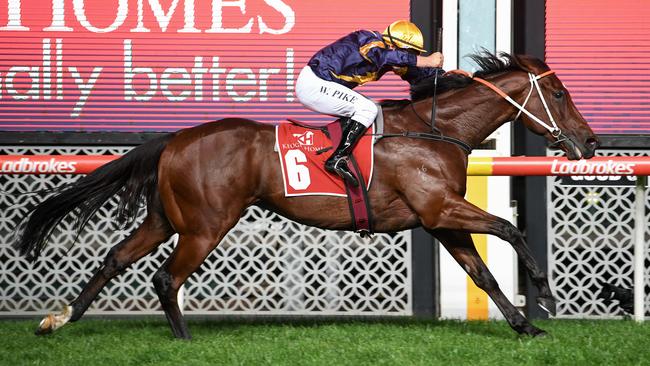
[382, 20, 426, 53]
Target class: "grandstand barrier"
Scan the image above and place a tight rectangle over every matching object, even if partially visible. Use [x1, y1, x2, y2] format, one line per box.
[2, 155, 648, 321]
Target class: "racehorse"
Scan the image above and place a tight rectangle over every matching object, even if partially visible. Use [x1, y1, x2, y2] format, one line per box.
[14, 52, 599, 339]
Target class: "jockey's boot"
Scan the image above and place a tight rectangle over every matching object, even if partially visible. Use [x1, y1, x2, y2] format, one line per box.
[325, 119, 367, 187]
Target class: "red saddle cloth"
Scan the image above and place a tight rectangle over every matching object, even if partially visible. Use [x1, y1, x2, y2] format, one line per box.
[276, 121, 374, 197]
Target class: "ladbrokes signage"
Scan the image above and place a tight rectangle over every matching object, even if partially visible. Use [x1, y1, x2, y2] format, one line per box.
[550, 158, 648, 187]
[555, 159, 647, 187]
[0, 0, 408, 131]
[551, 158, 635, 176]
[0, 157, 77, 173]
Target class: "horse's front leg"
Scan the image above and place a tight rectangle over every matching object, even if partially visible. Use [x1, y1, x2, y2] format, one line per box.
[418, 192, 556, 316]
[432, 229, 546, 337]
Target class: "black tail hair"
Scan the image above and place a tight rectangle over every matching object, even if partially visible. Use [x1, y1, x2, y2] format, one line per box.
[13, 134, 173, 261]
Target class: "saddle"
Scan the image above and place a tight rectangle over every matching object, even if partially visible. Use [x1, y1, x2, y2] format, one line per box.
[282, 105, 384, 237]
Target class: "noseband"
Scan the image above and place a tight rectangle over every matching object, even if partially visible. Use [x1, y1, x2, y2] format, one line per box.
[473, 70, 568, 144]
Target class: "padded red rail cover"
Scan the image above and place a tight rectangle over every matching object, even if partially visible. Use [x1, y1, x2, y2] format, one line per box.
[4, 156, 650, 176]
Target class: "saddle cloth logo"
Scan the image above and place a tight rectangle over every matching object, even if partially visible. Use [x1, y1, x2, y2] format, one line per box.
[276, 122, 373, 197]
[293, 131, 314, 146]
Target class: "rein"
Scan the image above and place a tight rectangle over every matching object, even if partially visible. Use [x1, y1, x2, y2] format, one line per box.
[373, 84, 473, 155]
[373, 130, 473, 155]
[372, 68, 564, 156]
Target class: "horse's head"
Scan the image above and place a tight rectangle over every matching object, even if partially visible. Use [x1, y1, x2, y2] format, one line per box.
[404, 52, 599, 159]
[506, 54, 599, 159]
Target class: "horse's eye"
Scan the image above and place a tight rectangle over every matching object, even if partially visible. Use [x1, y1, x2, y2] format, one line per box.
[553, 90, 565, 99]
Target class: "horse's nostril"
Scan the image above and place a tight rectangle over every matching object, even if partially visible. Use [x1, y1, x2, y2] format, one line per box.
[586, 137, 600, 149]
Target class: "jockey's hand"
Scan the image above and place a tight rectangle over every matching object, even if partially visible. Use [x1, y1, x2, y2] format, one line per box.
[416, 52, 444, 68]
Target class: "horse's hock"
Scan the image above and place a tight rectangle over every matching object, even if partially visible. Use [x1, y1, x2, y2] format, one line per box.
[0, 145, 411, 316]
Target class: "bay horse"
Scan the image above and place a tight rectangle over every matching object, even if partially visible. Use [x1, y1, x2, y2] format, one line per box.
[14, 52, 599, 339]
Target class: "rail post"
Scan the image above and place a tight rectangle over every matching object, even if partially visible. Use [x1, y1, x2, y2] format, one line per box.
[634, 175, 647, 322]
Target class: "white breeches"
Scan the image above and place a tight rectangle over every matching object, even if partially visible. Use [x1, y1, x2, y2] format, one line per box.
[295, 66, 378, 127]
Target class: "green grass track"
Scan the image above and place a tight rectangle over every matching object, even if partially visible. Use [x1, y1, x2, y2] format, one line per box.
[1, 318, 649, 365]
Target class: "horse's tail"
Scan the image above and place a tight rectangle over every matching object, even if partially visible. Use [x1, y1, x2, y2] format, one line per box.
[14, 134, 174, 261]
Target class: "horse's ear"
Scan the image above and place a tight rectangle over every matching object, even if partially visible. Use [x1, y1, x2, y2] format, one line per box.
[512, 54, 550, 73]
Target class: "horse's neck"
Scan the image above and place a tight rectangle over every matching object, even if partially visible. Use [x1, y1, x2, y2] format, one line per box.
[402, 98, 508, 149]
[433, 74, 526, 148]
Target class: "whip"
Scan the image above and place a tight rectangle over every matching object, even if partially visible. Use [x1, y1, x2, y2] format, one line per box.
[430, 27, 443, 133]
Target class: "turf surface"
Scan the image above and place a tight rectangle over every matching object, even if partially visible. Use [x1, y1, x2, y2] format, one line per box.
[1, 318, 649, 365]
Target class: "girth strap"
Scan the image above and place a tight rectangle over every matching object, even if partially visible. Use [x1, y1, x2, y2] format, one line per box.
[326, 121, 374, 236]
[374, 131, 473, 155]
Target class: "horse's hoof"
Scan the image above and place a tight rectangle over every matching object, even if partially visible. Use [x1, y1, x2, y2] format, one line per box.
[520, 325, 547, 338]
[537, 296, 557, 316]
[532, 328, 548, 338]
[35, 314, 56, 335]
[35, 305, 73, 336]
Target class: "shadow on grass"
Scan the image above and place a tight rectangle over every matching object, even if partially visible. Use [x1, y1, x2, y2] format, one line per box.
[193, 316, 545, 339]
[19, 315, 537, 341]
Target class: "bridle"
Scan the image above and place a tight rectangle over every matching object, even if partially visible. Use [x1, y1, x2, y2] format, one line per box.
[378, 68, 570, 154]
[473, 69, 571, 147]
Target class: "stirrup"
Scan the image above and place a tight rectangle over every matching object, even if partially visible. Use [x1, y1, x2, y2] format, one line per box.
[333, 158, 359, 187]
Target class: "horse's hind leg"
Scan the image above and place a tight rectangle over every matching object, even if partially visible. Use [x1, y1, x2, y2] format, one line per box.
[35, 213, 172, 335]
[152, 216, 240, 340]
[430, 194, 556, 316]
[433, 229, 546, 337]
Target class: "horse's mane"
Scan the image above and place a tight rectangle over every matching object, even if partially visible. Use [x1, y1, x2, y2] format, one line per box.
[380, 51, 549, 109]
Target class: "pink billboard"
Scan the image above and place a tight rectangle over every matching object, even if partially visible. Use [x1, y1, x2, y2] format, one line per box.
[0, 0, 409, 131]
[546, 0, 650, 134]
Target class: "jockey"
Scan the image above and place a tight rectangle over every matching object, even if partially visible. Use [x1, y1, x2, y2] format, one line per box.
[295, 20, 444, 186]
